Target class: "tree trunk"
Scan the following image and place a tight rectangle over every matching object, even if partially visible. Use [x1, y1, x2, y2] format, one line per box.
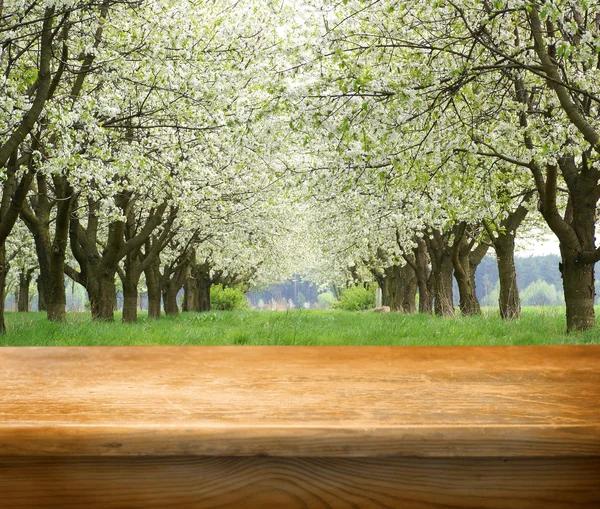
[495, 233, 521, 320]
[37, 276, 46, 312]
[452, 226, 481, 316]
[198, 277, 211, 312]
[46, 254, 67, 322]
[425, 230, 455, 317]
[560, 244, 595, 331]
[432, 254, 454, 317]
[183, 269, 198, 312]
[146, 275, 161, 319]
[382, 266, 402, 312]
[21, 175, 73, 323]
[89, 273, 116, 321]
[122, 263, 138, 324]
[0, 243, 6, 334]
[163, 285, 179, 316]
[17, 268, 33, 312]
[401, 264, 418, 314]
[411, 239, 433, 314]
[194, 262, 212, 312]
[122, 288, 137, 323]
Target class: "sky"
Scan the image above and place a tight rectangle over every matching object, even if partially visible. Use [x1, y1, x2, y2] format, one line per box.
[515, 232, 560, 257]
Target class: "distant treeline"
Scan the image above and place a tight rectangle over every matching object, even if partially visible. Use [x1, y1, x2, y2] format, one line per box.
[249, 256, 600, 309]
[474, 255, 600, 305]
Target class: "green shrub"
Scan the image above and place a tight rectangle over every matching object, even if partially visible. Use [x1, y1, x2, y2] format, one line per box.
[317, 291, 336, 309]
[333, 285, 375, 311]
[521, 280, 564, 306]
[210, 285, 249, 310]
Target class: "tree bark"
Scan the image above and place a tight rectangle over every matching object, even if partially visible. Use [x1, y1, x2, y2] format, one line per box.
[560, 244, 596, 331]
[17, 268, 34, 312]
[21, 175, 73, 322]
[37, 276, 46, 312]
[145, 258, 162, 319]
[452, 225, 482, 316]
[69, 197, 169, 323]
[183, 265, 198, 312]
[381, 266, 402, 312]
[452, 223, 490, 316]
[415, 239, 433, 314]
[401, 264, 418, 314]
[122, 264, 138, 324]
[88, 272, 116, 321]
[432, 255, 455, 317]
[0, 243, 7, 334]
[189, 260, 212, 312]
[530, 159, 598, 331]
[484, 203, 528, 321]
[46, 252, 67, 322]
[495, 233, 521, 320]
[162, 284, 180, 316]
[198, 276, 211, 312]
[426, 231, 455, 317]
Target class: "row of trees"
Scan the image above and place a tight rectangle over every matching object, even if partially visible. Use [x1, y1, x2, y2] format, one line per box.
[282, 0, 600, 331]
[2, 1, 599, 333]
[0, 0, 305, 333]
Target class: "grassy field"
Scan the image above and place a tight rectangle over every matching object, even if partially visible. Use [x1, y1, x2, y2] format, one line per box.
[1, 307, 599, 346]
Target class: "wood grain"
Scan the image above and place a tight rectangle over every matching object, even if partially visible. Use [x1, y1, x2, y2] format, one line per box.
[1, 346, 599, 457]
[1, 455, 599, 508]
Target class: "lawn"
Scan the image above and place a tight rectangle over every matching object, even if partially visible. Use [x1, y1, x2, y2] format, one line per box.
[1, 307, 599, 346]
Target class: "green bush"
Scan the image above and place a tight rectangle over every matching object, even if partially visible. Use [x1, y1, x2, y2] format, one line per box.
[210, 285, 249, 310]
[521, 280, 564, 306]
[317, 291, 336, 309]
[333, 285, 375, 311]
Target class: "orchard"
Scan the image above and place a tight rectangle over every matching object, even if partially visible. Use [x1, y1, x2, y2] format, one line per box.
[1, 0, 599, 334]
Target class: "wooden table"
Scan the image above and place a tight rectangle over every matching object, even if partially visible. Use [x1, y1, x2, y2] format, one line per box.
[0, 345, 599, 508]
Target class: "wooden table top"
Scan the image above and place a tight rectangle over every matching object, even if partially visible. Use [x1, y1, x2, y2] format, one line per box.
[0, 346, 599, 458]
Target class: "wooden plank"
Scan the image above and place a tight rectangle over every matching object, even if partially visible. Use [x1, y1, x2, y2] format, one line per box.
[1, 455, 599, 508]
[1, 346, 599, 458]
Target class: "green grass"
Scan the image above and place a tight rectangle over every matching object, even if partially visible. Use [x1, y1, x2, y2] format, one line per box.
[1, 307, 599, 346]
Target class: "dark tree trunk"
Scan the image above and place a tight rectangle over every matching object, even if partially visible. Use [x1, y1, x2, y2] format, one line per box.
[560, 244, 596, 331]
[554, 176, 597, 332]
[160, 256, 190, 317]
[46, 253, 67, 322]
[372, 262, 417, 314]
[183, 267, 198, 312]
[484, 202, 528, 320]
[381, 266, 402, 312]
[69, 197, 169, 324]
[37, 276, 46, 312]
[453, 253, 480, 316]
[17, 268, 34, 312]
[431, 254, 455, 317]
[425, 230, 455, 317]
[122, 270, 138, 324]
[0, 243, 7, 334]
[121, 251, 141, 324]
[415, 239, 433, 314]
[146, 262, 162, 319]
[452, 224, 484, 317]
[21, 175, 72, 323]
[88, 273, 116, 321]
[495, 233, 521, 320]
[198, 277, 211, 312]
[162, 284, 180, 316]
[401, 264, 418, 314]
[192, 261, 212, 312]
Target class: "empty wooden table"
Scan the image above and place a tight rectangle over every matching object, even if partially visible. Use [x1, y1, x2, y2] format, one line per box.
[1, 346, 599, 508]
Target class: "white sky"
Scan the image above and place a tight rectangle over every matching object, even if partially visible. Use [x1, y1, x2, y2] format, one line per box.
[515, 235, 560, 257]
